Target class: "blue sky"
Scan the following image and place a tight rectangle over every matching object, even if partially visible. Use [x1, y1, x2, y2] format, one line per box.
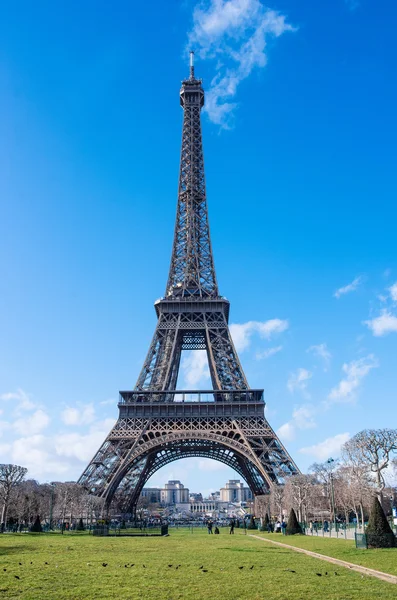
[1, 0, 396, 497]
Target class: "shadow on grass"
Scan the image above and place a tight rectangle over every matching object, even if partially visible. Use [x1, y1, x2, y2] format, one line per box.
[0, 545, 36, 556]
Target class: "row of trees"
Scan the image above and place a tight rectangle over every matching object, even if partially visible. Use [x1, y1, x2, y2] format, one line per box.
[257, 428, 397, 527]
[0, 465, 103, 529]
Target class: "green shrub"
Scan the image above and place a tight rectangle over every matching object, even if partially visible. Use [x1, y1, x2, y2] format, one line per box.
[285, 509, 302, 535]
[366, 497, 396, 548]
[30, 516, 42, 533]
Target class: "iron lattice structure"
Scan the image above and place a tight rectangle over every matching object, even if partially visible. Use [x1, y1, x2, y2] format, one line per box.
[79, 55, 299, 512]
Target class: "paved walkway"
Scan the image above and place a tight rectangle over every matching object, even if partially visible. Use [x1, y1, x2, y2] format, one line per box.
[248, 533, 397, 585]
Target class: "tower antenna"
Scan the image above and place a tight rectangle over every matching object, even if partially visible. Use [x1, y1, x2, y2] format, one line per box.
[189, 50, 195, 79]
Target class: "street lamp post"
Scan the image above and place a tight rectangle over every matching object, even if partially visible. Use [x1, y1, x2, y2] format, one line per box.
[327, 458, 337, 535]
[49, 483, 55, 531]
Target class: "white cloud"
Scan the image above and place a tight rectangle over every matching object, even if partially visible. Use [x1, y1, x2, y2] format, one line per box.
[230, 319, 288, 352]
[299, 433, 350, 461]
[61, 403, 96, 426]
[364, 310, 397, 337]
[287, 368, 312, 397]
[100, 398, 116, 406]
[334, 275, 364, 299]
[197, 458, 228, 472]
[307, 343, 331, 371]
[277, 404, 316, 442]
[256, 345, 283, 360]
[0, 388, 36, 412]
[55, 431, 109, 463]
[180, 350, 211, 387]
[187, 0, 295, 126]
[328, 354, 378, 403]
[11, 435, 71, 478]
[389, 282, 397, 303]
[277, 422, 295, 442]
[13, 409, 50, 435]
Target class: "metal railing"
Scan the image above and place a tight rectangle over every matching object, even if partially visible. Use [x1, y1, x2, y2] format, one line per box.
[119, 389, 264, 404]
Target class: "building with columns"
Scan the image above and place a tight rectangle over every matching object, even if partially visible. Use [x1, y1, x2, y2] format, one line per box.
[141, 480, 189, 506]
[220, 480, 253, 503]
[161, 480, 189, 505]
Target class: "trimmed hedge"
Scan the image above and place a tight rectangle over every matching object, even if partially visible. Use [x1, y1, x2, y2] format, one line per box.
[366, 497, 396, 548]
[285, 508, 303, 535]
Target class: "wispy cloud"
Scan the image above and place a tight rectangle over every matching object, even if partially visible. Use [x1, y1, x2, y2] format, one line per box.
[287, 368, 312, 398]
[187, 0, 295, 126]
[364, 311, 397, 337]
[180, 350, 211, 387]
[364, 282, 397, 337]
[307, 343, 331, 371]
[333, 275, 364, 299]
[299, 432, 350, 460]
[256, 345, 283, 360]
[61, 403, 96, 426]
[100, 398, 116, 406]
[230, 318, 288, 352]
[277, 404, 316, 442]
[389, 282, 397, 303]
[328, 354, 378, 403]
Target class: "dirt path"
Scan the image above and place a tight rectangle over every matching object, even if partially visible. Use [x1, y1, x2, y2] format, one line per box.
[248, 534, 397, 585]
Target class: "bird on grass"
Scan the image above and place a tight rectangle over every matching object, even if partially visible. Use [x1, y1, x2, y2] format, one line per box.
[142, 565, 146, 568]
[250, 566, 254, 570]
[102, 563, 108, 567]
[315, 573, 322, 577]
[202, 570, 208, 573]
[238, 566, 244, 570]
[19, 563, 22, 566]
[199, 566, 204, 570]
[3, 569, 6, 572]
[14, 576, 20, 580]
[284, 569, 296, 573]
[168, 565, 173, 568]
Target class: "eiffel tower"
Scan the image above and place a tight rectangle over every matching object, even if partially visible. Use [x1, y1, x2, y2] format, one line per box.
[79, 53, 299, 512]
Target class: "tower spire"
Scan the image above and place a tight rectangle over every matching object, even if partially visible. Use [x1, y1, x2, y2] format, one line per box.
[165, 50, 218, 298]
[189, 50, 195, 80]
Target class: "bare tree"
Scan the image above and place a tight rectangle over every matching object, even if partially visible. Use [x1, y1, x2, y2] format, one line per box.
[0, 464, 28, 525]
[269, 484, 285, 520]
[284, 475, 316, 522]
[342, 429, 397, 504]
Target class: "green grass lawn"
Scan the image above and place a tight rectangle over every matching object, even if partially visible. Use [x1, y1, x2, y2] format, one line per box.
[253, 532, 397, 576]
[0, 528, 396, 599]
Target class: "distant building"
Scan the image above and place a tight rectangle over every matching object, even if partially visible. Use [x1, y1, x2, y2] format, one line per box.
[161, 480, 189, 505]
[141, 488, 161, 503]
[189, 492, 203, 503]
[207, 491, 220, 501]
[141, 480, 189, 506]
[220, 480, 253, 503]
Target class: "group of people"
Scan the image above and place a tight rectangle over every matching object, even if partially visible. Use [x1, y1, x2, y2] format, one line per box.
[206, 521, 220, 535]
[274, 520, 287, 534]
[206, 519, 238, 535]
